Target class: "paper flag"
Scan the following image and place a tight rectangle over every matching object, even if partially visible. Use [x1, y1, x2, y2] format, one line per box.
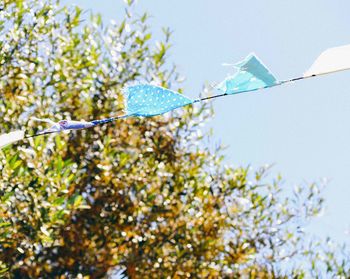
[124, 84, 193, 117]
[216, 54, 279, 94]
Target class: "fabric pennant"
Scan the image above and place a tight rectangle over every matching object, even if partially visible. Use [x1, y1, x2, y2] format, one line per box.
[216, 54, 279, 94]
[124, 84, 194, 117]
[0, 130, 25, 149]
[304, 44, 350, 78]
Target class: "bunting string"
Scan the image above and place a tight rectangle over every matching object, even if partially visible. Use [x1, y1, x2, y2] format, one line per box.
[1, 44, 350, 149]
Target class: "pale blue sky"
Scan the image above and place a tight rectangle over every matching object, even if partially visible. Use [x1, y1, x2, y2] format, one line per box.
[62, 0, 350, 243]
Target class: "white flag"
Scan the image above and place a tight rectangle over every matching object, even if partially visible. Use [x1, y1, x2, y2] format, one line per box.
[304, 44, 350, 77]
[0, 130, 25, 149]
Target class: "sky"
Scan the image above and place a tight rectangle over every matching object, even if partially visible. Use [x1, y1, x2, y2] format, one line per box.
[61, 0, 350, 244]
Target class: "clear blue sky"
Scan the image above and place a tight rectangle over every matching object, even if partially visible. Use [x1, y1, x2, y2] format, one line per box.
[62, 0, 350, 244]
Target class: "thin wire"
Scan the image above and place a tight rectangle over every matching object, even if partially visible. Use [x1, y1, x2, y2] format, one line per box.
[194, 75, 315, 103]
[25, 131, 57, 139]
[91, 114, 129, 126]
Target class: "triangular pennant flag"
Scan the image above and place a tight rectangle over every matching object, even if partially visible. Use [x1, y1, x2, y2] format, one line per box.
[216, 54, 279, 94]
[0, 130, 25, 149]
[304, 44, 350, 78]
[124, 84, 193, 117]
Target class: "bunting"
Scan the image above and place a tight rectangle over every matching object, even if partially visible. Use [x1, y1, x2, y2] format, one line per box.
[2, 44, 350, 149]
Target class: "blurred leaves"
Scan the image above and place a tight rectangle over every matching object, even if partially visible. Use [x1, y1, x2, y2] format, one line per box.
[0, 0, 349, 278]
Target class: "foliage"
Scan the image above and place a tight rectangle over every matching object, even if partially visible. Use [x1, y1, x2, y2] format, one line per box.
[0, 0, 349, 278]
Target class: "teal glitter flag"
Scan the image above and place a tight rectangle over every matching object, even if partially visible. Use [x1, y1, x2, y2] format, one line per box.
[216, 54, 279, 94]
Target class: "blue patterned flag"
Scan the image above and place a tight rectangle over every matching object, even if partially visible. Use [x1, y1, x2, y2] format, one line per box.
[216, 54, 279, 94]
[123, 84, 194, 117]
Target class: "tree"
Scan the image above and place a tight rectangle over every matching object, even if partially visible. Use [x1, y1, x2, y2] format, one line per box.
[0, 0, 349, 278]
